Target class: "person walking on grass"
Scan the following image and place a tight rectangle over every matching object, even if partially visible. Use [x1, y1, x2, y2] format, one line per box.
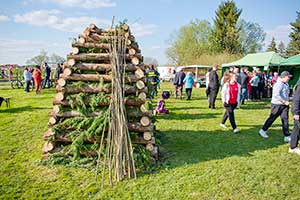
[250, 72, 259, 101]
[220, 72, 241, 133]
[32, 65, 42, 94]
[289, 78, 300, 154]
[173, 67, 185, 99]
[259, 71, 292, 142]
[23, 67, 32, 93]
[208, 64, 219, 109]
[183, 72, 195, 100]
[240, 67, 249, 105]
[42, 62, 51, 89]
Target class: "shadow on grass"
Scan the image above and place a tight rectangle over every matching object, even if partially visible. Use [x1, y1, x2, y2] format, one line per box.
[0, 106, 50, 113]
[155, 125, 284, 170]
[157, 112, 219, 120]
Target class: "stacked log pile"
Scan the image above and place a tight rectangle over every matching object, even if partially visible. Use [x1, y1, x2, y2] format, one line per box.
[42, 23, 158, 163]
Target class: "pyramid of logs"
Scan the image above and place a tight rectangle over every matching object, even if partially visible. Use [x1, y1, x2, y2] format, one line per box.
[42, 23, 158, 162]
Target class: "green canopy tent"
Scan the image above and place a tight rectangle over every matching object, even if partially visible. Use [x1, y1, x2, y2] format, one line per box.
[280, 54, 300, 66]
[222, 51, 285, 68]
[280, 54, 300, 87]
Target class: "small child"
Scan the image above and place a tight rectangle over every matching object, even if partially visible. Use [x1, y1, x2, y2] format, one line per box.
[155, 91, 170, 114]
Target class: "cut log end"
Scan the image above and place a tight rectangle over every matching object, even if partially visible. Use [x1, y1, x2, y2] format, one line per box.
[146, 143, 154, 151]
[42, 141, 54, 153]
[57, 78, 67, 87]
[136, 80, 145, 90]
[72, 47, 80, 55]
[143, 132, 153, 141]
[63, 68, 72, 76]
[131, 57, 140, 65]
[135, 68, 145, 79]
[138, 92, 147, 101]
[48, 117, 57, 126]
[67, 59, 76, 66]
[140, 116, 151, 127]
[128, 48, 136, 55]
[56, 92, 65, 102]
[78, 37, 85, 44]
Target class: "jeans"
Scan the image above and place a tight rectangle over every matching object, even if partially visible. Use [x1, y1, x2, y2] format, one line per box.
[186, 88, 192, 100]
[24, 80, 31, 92]
[209, 88, 218, 108]
[290, 120, 300, 149]
[174, 84, 183, 99]
[222, 103, 237, 129]
[241, 88, 248, 104]
[262, 104, 290, 136]
[42, 76, 51, 88]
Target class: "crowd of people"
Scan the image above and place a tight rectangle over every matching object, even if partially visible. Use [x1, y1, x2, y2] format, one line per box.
[154, 64, 300, 156]
[22, 63, 63, 94]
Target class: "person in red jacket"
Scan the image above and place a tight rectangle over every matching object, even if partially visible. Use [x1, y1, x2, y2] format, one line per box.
[32, 65, 42, 94]
[220, 72, 241, 133]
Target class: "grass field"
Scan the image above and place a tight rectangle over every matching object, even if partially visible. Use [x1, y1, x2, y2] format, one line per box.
[1, 82, 300, 199]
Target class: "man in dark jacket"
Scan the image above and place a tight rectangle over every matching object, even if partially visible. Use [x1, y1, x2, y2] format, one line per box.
[173, 68, 185, 99]
[208, 65, 219, 109]
[240, 67, 249, 104]
[289, 79, 300, 155]
[42, 62, 51, 88]
[55, 63, 63, 81]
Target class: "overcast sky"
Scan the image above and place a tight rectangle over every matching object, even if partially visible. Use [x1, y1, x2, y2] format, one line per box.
[0, 0, 299, 65]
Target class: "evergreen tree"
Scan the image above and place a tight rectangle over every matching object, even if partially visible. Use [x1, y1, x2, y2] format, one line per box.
[267, 37, 277, 52]
[286, 11, 300, 56]
[278, 41, 286, 57]
[213, 0, 242, 54]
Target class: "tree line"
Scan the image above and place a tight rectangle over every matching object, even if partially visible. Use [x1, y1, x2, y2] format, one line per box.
[167, 0, 300, 66]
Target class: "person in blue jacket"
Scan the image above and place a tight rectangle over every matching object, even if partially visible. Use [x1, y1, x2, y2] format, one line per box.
[183, 72, 195, 100]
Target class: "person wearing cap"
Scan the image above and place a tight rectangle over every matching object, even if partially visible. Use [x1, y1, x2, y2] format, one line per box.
[289, 78, 300, 154]
[259, 71, 292, 142]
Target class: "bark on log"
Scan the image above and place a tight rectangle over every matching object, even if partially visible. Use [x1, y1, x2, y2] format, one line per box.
[140, 116, 151, 127]
[73, 42, 110, 49]
[53, 97, 145, 107]
[127, 123, 154, 133]
[55, 84, 144, 95]
[61, 73, 143, 83]
[51, 110, 103, 118]
[67, 53, 143, 63]
[44, 131, 155, 145]
[134, 137, 155, 145]
[64, 63, 138, 72]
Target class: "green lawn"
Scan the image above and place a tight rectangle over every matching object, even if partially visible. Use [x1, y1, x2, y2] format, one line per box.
[1, 82, 300, 199]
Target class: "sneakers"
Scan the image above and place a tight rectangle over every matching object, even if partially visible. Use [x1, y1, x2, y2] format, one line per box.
[233, 128, 239, 134]
[220, 123, 227, 129]
[259, 129, 269, 138]
[289, 147, 300, 155]
[284, 136, 291, 143]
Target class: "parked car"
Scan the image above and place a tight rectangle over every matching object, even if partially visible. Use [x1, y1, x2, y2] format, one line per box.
[160, 74, 175, 82]
[195, 76, 206, 88]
